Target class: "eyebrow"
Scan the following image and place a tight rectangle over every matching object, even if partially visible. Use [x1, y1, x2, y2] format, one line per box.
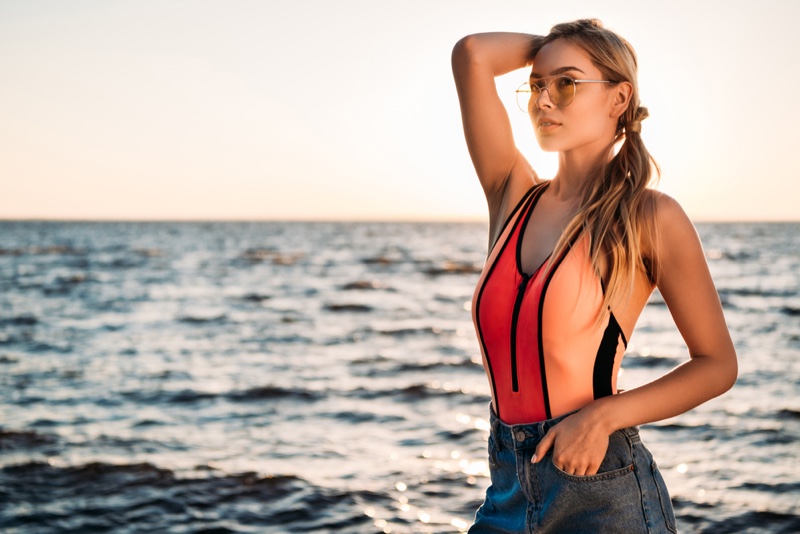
[529, 66, 586, 79]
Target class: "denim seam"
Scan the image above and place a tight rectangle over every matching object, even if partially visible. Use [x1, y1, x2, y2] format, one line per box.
[550, 460, 635, 482]
[651, 459, 678, 533]
[631, 443, 655, 533]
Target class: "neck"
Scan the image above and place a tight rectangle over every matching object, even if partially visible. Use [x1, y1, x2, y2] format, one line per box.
[551, 139, 615, 201]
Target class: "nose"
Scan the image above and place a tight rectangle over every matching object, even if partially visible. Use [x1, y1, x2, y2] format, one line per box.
[534, 88, 555, 109]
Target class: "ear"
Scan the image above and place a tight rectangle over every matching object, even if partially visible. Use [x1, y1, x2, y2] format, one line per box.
[609, 81, 633, 120]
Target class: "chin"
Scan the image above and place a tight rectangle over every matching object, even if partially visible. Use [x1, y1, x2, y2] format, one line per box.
[538, 144, 561, 153]
[535, 137, 564, 153]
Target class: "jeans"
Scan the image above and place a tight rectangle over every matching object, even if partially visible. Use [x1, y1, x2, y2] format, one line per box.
[469, 405, 677, 533]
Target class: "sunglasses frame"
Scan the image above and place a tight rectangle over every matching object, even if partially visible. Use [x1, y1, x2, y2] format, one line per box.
[516, 75, 615, 111]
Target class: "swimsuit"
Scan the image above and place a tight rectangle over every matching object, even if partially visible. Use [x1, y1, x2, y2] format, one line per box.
[468, 182, 677, 533]
[472, 182, 627, 425]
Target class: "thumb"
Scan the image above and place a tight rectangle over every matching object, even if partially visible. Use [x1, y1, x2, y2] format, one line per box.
[532, 428, 556, 464]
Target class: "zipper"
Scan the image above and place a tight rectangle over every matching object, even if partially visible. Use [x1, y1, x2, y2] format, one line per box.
[510, 273, 531, 392]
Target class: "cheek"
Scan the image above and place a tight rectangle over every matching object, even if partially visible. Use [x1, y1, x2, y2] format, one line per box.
[580, 117, 612, 139]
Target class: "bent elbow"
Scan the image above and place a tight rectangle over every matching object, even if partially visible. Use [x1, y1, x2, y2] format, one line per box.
[718, 351, 739, 394]
[452, 35, 475, 60]
[451, 35, 481, 75]
[726, 358, 739, 391]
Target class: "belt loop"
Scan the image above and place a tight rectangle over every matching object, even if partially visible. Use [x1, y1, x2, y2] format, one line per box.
[490, 415, 506, 451]
[621, 425, 641, 442]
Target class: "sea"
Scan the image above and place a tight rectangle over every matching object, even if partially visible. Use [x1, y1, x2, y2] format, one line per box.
[0, 220, 798, 533]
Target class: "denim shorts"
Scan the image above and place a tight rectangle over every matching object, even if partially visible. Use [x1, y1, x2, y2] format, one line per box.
[469, 405, 677, 533]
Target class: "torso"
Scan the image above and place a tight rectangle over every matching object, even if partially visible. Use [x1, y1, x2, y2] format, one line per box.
[472, 182, 654, 424]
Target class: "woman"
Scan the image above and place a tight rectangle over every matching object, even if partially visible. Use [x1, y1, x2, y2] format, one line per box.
[451, 19, 737, 533]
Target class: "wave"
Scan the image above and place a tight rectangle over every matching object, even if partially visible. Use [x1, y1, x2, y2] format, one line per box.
[320, 411, 406, 424]
[176, 313, 229, 324]
[700, 510, 800, 534]
[0, 429, 59, 451]
[776, 408, 800, 420]
[238, 248, 304, 266]
[0, 245, 86, 256]
[348, 354, 394, 365]
[239, 292, 271, 303]
[122, 382, 483, 405]
[738, 481, 800, 493]
[361, 255, 401, 266]
[719, 287, 797, 298]
[346, 383, 488, 403]
[0, 315, 39, 326]
[324, 303, 374, 313]
[421, 261, 482, 276]
[375, 326, 446, 337]
[671, 499, 800, 534]
[121, 385, 323, 405]
[352, 358, 480, 378]
[340, 280, 392, 291]
[0, 461, 388, 533]
[227, 385, 323, 402]
[622, 355, 681, 368]
[1, 340, 73, 353]
[395, 359, 478, 372]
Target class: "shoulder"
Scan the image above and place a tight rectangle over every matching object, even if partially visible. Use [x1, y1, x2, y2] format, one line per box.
[645, 189, 695, 238]
[639, 189, 702, 277]
[640, 188, 684, 221]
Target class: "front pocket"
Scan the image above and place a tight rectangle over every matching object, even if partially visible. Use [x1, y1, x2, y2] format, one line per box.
[650, 459, 678, 533]
[548, 428, 635, 483]
[551, 458, 635, 482]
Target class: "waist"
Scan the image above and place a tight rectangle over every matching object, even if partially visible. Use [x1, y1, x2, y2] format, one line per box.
[488, 402, 640, 451]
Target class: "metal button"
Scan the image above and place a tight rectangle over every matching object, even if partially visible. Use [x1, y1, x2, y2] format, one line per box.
[515, 430, 526, 442]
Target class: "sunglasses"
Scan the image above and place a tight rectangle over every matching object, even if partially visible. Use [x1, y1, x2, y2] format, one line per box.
[516, 75, 616, 111]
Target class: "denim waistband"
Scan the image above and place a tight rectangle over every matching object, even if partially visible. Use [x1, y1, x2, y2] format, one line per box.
[489, 403, 640, 451]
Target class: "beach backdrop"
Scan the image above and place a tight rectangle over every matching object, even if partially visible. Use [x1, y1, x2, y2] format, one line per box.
[1, 220, 798, 533]
[2, 1, 799, 533]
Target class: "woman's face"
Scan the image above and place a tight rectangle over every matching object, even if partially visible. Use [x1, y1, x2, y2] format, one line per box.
[529, 39, 620, 153]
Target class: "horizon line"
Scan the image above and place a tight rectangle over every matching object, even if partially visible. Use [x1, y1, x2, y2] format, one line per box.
[2, 216, 799, 224]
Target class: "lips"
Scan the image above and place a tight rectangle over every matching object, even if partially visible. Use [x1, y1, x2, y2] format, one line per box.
[537, 118, 561, 127]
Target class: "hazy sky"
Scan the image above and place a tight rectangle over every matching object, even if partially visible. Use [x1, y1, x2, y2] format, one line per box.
[1, 0, 798, 221]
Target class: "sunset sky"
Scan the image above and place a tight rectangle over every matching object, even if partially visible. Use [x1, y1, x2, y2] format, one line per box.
[1, 0, 798, 221]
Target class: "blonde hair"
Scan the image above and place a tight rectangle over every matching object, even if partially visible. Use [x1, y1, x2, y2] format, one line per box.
[530, 19, 659, 311]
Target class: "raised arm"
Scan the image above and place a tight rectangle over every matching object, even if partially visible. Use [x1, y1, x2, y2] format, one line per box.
[451, 33, 543, 234]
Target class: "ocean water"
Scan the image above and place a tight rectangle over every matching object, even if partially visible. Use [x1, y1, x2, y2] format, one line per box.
[0, 220, 798, 533]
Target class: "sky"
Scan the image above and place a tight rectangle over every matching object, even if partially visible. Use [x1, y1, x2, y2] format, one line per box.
[1, 0, 798, 222]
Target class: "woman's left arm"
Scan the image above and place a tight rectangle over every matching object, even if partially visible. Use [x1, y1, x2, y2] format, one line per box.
[533, 194, 738, 475]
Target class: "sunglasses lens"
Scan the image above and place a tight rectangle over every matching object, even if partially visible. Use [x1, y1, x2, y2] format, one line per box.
[519, 76, 577, 110]
[517, 76, 577, 113]
[553, 76, 576, 106]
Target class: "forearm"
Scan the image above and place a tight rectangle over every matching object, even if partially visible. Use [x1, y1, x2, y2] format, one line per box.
[452, 32, 542, 79]
[589, 352, 738, 434]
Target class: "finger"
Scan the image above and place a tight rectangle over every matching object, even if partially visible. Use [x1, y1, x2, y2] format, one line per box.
[563, 462, 583, 476]
[565, 458, 598, 476]
[585, 460, 601, 476]
[532, 429, 556, 463]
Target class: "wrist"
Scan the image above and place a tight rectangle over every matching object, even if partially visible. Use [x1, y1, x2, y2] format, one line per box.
[584, 395, 621, 435]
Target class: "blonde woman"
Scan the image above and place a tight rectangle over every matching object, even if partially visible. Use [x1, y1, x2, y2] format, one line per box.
[452, 19, 737, 533]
